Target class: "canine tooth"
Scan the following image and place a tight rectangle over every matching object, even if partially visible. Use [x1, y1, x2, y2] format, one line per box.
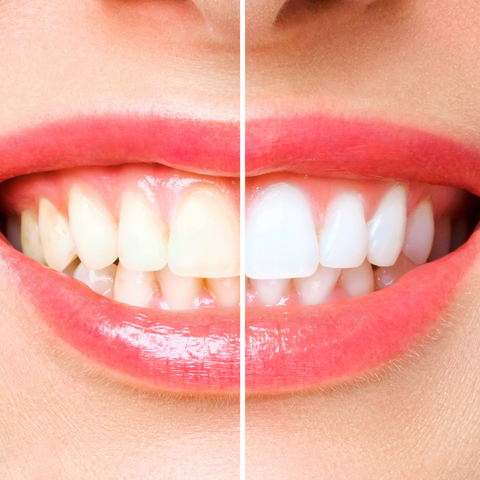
[118, 191, 168, 271]
[375, 253, 416, 289]
[21, 210, 45, 263]
[402, 199, 434, 265]
[6, 217, 22, 252]
[207, 277, 240, 307]
[114, 263, 158, 307]
[74, 262, 117, 297]
[168, 188, 239, 278]
[429, 216, 452, 261]
[249, 278, 290, 306]
[38, 198, 77, 271]
[340, 260, 374, 298]
[293, 265, 341, 305]
[69, 186, 118, 270]
[156, 266, 203, 310]
[367, 185, 407, 266]
[246, 184, 319, 279]
[319, 193, 368, 268]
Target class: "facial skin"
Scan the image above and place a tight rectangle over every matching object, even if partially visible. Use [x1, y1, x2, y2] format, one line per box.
[0, 1, 239, 478]
[246, 0, 480, 478]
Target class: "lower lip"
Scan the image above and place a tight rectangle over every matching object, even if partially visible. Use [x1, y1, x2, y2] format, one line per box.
[0, 238, 239, 393]
[245, 229, 480, 392]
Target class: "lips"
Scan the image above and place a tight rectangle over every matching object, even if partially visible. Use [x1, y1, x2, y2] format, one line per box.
[245, 114, 480, 392]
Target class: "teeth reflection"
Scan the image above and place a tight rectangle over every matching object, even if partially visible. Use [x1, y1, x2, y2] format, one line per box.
[250, 278, 290, 306]
[293, 265, 341, 305]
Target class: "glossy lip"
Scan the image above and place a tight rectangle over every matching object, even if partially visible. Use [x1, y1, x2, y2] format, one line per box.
[245, 114, 480, 392]
[0, 114, 240, 393]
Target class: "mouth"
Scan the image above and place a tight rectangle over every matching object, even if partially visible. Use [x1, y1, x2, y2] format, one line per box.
[0, 114, 240, 393]
[245, 114, 480, 393]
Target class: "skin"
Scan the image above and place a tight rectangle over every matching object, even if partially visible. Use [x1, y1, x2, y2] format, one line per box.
[246, 0, 480, 478]
[0, 0, 239, 478]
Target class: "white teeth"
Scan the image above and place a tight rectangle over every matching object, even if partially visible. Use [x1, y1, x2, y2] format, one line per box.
[156, 266, 203, 310]
[118, 191, 168, 272]
[429, 216, 452, 261]
[38, 198, 77, 271]
[68, 186, 118, 270]
[21, 210, 45, 264]
[249, 278, 290, 306]
[114, 263, 157, 307]
[293, 265, 341, 305]
[168, 189, 239, 278]
[402, 199, 435, 265]
[319, 193, 368, 269]
[74, 262, 117, 297]
[367, 185, 407, 267]
[6, 217, 22, 252]
[375, 253, 416, 289]
[207, 277, 240, 307]
[245, 184, 319, 279]
[340, 260, 374, 298]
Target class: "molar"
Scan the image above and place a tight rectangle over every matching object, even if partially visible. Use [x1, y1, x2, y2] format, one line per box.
[118, 191, 168, 272]
[249, 278, 290, 306]
[114, 263, 158, 307]
[168, 188, 239, 278]
[402, 199, 435, 265]
[68, 186, 119, 270]
[340, 260, 374, 298]
[245, 184, 319, 280]
[319, 193, 368, 269]
[367, 185, 407, 267]
[156, 266, 203, 310]
[207, 277, 240, 307]
[21, 210, 45, 264]
[74, 262, 117, 297]
[293, 265, 341, 305]
[38, 198, 77, 271]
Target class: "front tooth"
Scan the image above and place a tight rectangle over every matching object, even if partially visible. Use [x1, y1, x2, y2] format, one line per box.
[156, 266, 203, 310]
[207, 277, 240, 307]
[340, 260, 374, 298]
[245, 184, 319, 279]
[38, 198, 77, 271]
[118, 191, 168, 271]
[367, 185, 407, 267]
[168, 188, 239, 278]
[319, 193, 368, 268]
[402, 199, 434, 265]
[6, 217, 22, 252]
[429, 216, 452, 261]
[375, 253, 416, 289]
[249, 278, 290, 306]
[114, 263, 158, 307]
[21, 210, 45, 264]
[293, 265, 341, 305]
[69, 186, 118, 270]
[74, 262, 117, 297]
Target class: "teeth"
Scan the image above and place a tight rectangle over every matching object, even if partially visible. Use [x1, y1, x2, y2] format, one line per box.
[245, 184, 319, 279]
[21, 210, 45, 263]
[63, 258, 80, 277]
[118, 191, 168, 271]
[249, 278, 290, 306]
[367, 185, 407, 267]
[114, 263, 158, 307]
[168, 188, 239, 278]
[156, 266, 203, 310]
[402, 199, 435, 265]
[293, 265, 341, 305]
[340, 260, 374, 298]
[69, 186, 118, 270]
[207, 277, 240, 307]
[319, 193, 368, 268]
[429, 216, 452, 261]
[38, 198, 77, 271]
[6, 217, 22, 252]
[74, 262, 117, 297]
[375, 253, 416, 289]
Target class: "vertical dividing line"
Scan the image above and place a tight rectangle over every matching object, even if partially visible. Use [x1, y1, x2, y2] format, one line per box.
[239, 0, 246, 475]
